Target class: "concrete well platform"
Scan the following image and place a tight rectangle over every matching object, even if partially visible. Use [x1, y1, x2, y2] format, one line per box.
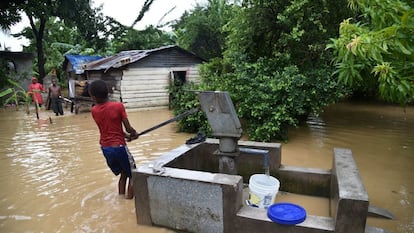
[132, 139, 388, 233]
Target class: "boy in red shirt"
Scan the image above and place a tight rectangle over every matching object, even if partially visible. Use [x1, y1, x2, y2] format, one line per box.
[89, 80, 139, 199]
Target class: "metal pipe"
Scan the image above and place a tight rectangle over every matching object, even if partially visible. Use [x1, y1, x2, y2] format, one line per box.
[238, 147, 270, 176]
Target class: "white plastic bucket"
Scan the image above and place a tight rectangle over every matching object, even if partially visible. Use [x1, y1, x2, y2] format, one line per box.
[248, 174, 280, 209]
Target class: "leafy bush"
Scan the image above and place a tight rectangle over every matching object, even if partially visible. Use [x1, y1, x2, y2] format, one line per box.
[0, 79, 31, 111]
[222, 59, 343, 141]
[170, 58, 344, 142]
[327, 1, 414, 105]
[169, 0, 352, 141]
[168, 80, 211, 136]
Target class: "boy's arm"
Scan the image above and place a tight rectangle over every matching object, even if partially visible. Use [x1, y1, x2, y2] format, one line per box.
[122, 118, 138, 141]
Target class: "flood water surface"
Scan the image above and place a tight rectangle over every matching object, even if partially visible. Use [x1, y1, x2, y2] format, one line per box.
[0, 102, 413, 233]
[284, 102, 414, 233]
[0, 108, 188, 233]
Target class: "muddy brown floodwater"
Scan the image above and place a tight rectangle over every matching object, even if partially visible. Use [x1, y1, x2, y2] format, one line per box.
[0, 101, 413, 233]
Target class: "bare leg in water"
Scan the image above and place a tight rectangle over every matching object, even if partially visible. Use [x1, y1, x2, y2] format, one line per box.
[126, 179, 133, 199]
[118, 172, 133, 199]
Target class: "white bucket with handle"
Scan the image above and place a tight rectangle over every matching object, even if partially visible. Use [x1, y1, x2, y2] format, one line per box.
[248, 174, 280, 209]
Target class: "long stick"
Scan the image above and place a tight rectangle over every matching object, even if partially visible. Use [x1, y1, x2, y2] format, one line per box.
[137, 108, 198, 136]
[34, 99, 40, 120]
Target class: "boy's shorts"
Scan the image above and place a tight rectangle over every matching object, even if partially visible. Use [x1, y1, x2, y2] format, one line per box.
[101, 145, 136, 177]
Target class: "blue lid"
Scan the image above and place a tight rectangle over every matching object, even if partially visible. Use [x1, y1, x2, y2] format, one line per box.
[267, 202, 307, 225]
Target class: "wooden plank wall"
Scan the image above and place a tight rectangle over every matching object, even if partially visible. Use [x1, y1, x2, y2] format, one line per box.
[186, 66, 201, 84]
[88, 70, 123, 102]
[121, 66, 200, 109]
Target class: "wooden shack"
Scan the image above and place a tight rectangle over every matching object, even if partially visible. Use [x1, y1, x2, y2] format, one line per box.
[83, 45, 206, 109]
[62, 54, 103, 113]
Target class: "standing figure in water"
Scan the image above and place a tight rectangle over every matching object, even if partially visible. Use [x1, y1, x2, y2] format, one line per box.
[89, 80, 139, 199]
[48, 78, 64, 116]
[28, 77, 45, 107]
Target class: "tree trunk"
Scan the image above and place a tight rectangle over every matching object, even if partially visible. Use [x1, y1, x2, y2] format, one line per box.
[27, 13, 46, 81]
[36, 35, 45, 80]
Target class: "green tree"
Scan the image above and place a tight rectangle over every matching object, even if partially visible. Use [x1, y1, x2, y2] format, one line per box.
[328, 0, 414, 105]
[0, 0, 24, 29]
[219, 0, 350, 141]
[131, 0, 156, 28]
[172, 0, 353, 141]
[172, 0, 233, 60]
[111, 25, 175, 52]
[1, 0, 104, 81]
[224, 0, 352, 72]
[16, 16, 93, 79]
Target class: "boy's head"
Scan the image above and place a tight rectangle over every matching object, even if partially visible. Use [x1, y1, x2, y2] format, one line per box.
[89, 80, 108, 103]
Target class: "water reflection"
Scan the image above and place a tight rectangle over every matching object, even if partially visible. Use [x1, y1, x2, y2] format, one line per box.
[0, 102, 413, 233]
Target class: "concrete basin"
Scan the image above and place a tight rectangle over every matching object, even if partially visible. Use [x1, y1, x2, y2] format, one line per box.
[132, 139, 388, 233]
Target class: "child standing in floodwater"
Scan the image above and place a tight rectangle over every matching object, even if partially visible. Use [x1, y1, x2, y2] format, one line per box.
[88, 80, 139, 199]
[28, 77, 45, 107]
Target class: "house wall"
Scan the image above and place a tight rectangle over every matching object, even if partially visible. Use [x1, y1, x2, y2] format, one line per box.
[87, 70, 123, 102]
[121, 67, 168, 109]
[0, 51, 34, 88]
[185, 66, 201, 84]
[83, 47, 204, 109]
[121, 48, 203, 109]
[121, 66, 200, 109]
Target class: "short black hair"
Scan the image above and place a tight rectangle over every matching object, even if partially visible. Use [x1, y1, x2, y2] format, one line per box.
[89, 80, 108, 99]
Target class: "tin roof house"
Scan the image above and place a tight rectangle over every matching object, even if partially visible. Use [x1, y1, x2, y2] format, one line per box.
[83, 45, 206, 109]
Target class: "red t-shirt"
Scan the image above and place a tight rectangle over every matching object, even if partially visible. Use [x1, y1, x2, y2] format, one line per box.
[91, 101, 128, 147]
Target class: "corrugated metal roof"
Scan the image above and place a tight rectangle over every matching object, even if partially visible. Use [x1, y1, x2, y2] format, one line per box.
[83, 45, 205, 72]
[64, 54, 103, 74]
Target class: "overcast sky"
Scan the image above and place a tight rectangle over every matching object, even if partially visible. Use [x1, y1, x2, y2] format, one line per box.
[0, 0, 206, 51]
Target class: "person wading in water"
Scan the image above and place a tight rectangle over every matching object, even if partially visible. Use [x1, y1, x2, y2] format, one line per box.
[28, 77, 45, 107]
[48, 78, 64, 116]
[88, 80, 139, 199]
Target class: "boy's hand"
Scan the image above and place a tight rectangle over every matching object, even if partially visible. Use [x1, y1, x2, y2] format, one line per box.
[129, 133, 139, 141]
[125, 132, 139, 142]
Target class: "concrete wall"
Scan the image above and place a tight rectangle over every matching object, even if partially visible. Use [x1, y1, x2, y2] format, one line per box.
[330, 148, 369, 233]
[132, 140, 372, 233]
[0, 51, 33, 89]
[133, 161, 243, 233]
[166, 139, 282, 184]
[278, 165, 331, 197]
[234, 148, 370, 233]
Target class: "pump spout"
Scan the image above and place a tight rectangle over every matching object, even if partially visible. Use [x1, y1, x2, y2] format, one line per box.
[239, 147, 270, 176]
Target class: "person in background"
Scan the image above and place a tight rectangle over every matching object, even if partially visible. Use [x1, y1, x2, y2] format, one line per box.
[48, 78, 64, 116]
[28, 77, 45, 107]
[88, 80, 139, 199]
